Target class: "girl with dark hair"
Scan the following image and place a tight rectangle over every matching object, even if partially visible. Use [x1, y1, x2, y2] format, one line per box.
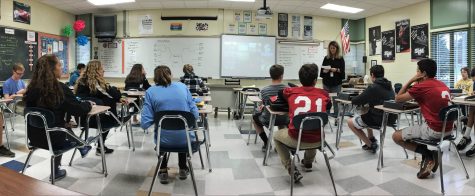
[141, 65, 199, 184]
[23, 54, 93, 180]
[124, 63, 151, 91]
[454, 67, 472, 94]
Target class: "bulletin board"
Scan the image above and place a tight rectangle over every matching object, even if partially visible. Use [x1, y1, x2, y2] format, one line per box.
[38, 33, 69, 77]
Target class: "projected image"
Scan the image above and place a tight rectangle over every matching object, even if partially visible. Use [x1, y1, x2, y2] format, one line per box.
[221, 35, 276, 77]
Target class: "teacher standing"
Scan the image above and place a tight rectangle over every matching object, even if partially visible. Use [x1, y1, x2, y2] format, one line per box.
[320, 41, 345, 116]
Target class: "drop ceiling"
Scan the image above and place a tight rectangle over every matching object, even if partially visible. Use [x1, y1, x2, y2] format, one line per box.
[37, 0, 427, 20]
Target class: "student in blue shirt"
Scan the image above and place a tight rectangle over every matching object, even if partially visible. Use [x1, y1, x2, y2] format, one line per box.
[3, 63, 26, 99]
[141, 65, 199, 184]
[69, 63, 85, 86]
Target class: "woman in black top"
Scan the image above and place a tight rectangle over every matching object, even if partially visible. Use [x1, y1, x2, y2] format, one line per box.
[75, 60, 125, 155]
[23, 54, 93, 180]
[124, 64, 151, 91]
[320, 41, 345, 116]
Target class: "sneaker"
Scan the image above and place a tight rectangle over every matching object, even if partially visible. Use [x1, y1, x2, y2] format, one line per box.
[369, 137, 378, 144]
[300, 159, 312, 172]
[0, 145, 15, 158]
[466, 144, 475, 157]
[158, 169, 169, 184]
[96, 146, 114, 156]
[456, 137, 472, 150]
[179, 168, 190, 180]
[417, 155, 435, 179]
[362, 142, 378, 153]
[78, 146, 92, 158]
[50, 169, 67, 181]
[288, 167, 303, 183]
[462, 126, 467, 135]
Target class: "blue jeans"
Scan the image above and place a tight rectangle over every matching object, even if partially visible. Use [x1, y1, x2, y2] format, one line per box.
[323, 84, 342, 116]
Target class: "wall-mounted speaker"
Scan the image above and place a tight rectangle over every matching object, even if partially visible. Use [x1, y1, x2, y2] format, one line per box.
[362, 56, 367, 63]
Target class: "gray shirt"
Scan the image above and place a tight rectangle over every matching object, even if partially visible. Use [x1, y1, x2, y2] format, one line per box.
[260, 83, 287, 121]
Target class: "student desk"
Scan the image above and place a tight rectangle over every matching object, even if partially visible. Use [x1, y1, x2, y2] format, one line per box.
[193, 96, 212, 103]
[246, 96, 262, 145]
[334, 98, 353, 149]
[207, 84, 240, 118]
[238, 91, 260, 132]
[374, 105, 421, 172]
[263, 106, 288, 166]
[199, 104, 213, 147]
[118, 97, 138, 151]
[69, 105, 111, 177]
[0, 166, 84, 196]
[0, 98, 14, 149]
[122, 90, 146, 97]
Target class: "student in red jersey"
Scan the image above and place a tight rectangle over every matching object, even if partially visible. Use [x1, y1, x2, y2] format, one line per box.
[273, 64, 331, 182]
[392, 59, 453, 179]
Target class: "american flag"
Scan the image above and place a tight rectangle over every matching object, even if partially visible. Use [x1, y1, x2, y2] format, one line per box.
[340, 21, 350, 54]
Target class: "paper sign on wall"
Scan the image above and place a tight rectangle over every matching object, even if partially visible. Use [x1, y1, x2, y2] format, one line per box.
[27, 31, 35, 41]
[139, 15, 153, 35]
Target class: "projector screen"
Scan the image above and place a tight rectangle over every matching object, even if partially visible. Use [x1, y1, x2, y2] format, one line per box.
[221, 35, 276, 78]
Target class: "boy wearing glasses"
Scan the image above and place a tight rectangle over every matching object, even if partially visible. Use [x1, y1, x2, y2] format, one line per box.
[3, 63, 26, 99]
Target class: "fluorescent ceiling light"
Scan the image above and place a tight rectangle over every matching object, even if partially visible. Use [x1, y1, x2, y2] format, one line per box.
[87, 0, 135, 6]
[320, 3, 363, 14]
[225, 0, 255, 2]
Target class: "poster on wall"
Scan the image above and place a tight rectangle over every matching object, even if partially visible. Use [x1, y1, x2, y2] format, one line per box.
[139, 15, 153, 35]
[291, 15, 301, 39]
[278, 13, 288, 37]
[411, 23, 429, 60]
[234, 11, 241, 22]
[238, 23, 247, 34]
[396, 19, 410, 53]
[13, 1, 31, 24]
[258, 23, 267, 35]
[303, 16, 312, 40]
[195, 22, 208, 31]
[170, 23, 183, 31]
[227, 23, 237, 34]
[369, 26, 381, 56]
[243, 10, 252, 22]
[248, 23, 257, 34]
[382, 30, 395, 61]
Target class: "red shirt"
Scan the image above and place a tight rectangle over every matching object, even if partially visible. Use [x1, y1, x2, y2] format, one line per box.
[408, 78, 453, 132]
[283, 86, 330, 142]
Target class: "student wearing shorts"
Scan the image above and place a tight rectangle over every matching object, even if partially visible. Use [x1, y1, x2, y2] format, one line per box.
[347, 65, 396, 153]
[392, 59, 453, 179]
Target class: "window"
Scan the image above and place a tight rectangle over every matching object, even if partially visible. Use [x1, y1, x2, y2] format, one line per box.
[431, 29, 468, 88]
[343, 43, 366, 76]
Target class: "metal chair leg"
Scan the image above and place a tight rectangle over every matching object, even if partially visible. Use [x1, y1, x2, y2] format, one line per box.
[437, 147, 444, 194]
[290, 154, 295, 196]
[126, 123, 131, 149]
[197, 144, 205, 170]
[50, 156, 55, 185]
[205, 138, 212, 172]
[325, 141, 336, 159]
[451, 141, 470, 179]
[254, 131, 258, 144]
[69, 129, 85, 166]
[323, 151, 338, 196]
[21, 149, 35, 173]
[187, 157, 199, 196]
[148, 155, 164, 196]
[403, 148, 409, 159]
[129, 120, 135, 151]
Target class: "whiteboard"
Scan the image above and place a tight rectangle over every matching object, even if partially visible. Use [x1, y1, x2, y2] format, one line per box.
[123, 37, 220, 78]
[221, 35, 276, 78]
[277, 42, 326, 79]
[98, 39, 124, 77]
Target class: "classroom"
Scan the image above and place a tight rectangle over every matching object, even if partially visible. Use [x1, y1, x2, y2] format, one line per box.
[0, 0, 474, 195]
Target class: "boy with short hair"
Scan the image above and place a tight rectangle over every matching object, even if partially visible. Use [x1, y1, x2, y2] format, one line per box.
[253, 64, 288, 151]
[273, 63, 331, 182]
[393, 59, 452, 179]
[69, 63, 86, 85]
[3, 63, 26, 99]
[347, 65, 395, 153]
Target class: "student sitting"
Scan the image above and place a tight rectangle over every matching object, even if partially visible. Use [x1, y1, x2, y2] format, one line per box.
[253, 64, 288, 151]
[124, 63, 151, 91]
[23, 54, 93, 180]
[456, 68, 475, 156]
[3, 63, 26, 99]
[454, 67, 472, 94]
[75, 60, 125, 155]
[392, 59, 452, 179]
[347, 65, 395, 153]
[0, 113, 15, 157]
[141, 65, 198, 184]
[273, 64, 331, 182]
[180, 64, 209, 95]
[69, 63, 86, 86]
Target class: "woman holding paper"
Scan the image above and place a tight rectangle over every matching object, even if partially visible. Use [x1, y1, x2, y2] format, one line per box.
[320, 41, 345, 116]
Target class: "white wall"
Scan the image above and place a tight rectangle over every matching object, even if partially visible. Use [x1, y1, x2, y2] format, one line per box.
[365, 1, 430, 84]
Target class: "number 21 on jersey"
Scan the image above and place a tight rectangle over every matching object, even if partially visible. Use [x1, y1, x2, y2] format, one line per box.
[294, 96, 323, 116]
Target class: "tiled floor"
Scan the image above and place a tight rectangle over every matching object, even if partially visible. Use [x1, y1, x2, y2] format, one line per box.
[1, 113, 474, 195]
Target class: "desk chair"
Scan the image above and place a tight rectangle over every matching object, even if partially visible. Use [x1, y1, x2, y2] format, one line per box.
[1, 102, 16, 149]
[23, 107, 88, 185]
[408, 105, 469, 194]
[148, 111, 211, 196]
[287, 112, 337, 196]
[234, 87, 260, 120]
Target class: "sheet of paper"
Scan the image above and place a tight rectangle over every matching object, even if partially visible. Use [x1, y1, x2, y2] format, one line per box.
[321, 66, 331, 70]
[53, 41, 59, 53]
